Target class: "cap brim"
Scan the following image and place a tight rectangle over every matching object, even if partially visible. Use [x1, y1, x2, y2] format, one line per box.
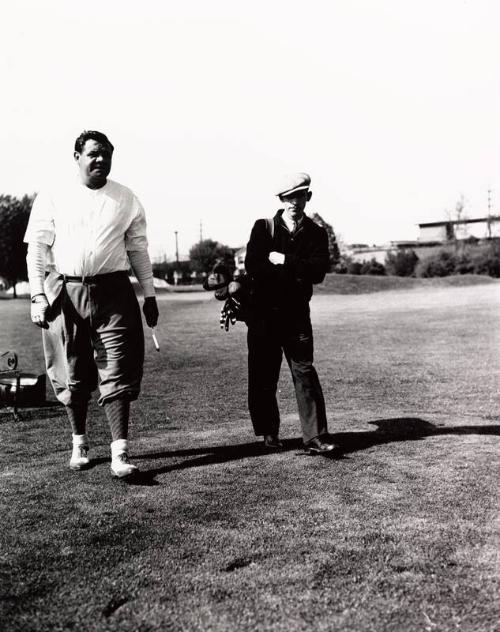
[276, 185, 310, 197]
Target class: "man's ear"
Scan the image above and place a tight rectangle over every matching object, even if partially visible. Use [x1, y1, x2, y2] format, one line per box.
[307, 191, 312, 202]
[73, 151, 80, 163]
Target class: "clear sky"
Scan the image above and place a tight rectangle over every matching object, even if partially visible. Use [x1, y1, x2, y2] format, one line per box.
[1, 0, 499, 259]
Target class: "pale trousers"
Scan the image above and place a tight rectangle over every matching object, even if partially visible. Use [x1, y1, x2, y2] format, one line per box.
[42, 272, 144, 407]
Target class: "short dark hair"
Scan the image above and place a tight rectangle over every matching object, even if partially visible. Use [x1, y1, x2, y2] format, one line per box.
[74, 130, 114, 154]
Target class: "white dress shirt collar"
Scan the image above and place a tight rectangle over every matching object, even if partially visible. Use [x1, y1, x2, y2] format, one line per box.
[281, 212, 304, 233]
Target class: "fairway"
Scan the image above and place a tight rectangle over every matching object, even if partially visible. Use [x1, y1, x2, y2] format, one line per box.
[1, 283, 499, 631]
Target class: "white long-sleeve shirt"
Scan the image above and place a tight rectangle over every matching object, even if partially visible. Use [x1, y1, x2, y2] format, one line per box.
[24, 178, 150, 277]
[24, 178, 155, 297]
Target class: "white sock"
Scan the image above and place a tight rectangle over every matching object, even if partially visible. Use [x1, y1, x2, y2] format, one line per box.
[111, 439, 128, 459]
[72, 434, 88, 447]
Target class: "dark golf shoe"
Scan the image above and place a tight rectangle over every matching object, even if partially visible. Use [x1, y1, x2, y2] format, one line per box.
[263, 435, 284, 450]
[304, 437, 337, 455]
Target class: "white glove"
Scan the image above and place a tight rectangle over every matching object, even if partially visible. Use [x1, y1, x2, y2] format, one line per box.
[269, 251, 285, 265]
[31, 294, 50, 329]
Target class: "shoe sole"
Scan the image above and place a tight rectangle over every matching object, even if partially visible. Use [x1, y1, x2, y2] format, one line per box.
[69, 462, 91, 471]
[110, 468, 139, 479]
[305, 446, 336, 455]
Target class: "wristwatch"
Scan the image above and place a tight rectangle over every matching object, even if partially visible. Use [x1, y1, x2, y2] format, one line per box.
[31, 294, 47, 303]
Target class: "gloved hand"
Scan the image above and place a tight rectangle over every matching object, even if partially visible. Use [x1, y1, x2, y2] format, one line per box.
[219, 297, 240, 331]
[31, 294, 50, 329]
[143, 297, 159, 327]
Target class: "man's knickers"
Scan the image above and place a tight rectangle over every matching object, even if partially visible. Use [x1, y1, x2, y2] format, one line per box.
[41, 271, 144, 406]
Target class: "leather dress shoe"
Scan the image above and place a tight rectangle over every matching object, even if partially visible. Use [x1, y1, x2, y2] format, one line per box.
[304, 436, 337, 455]
[263, 435, 284, 450]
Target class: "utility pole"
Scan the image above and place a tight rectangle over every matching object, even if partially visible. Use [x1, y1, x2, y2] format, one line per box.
[487, 189, 492, 238]
[199, 220, 203, 242]
[174, 230, 179, 264]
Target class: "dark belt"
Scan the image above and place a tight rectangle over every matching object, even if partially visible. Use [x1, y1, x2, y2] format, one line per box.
[61, 271, 128, 283]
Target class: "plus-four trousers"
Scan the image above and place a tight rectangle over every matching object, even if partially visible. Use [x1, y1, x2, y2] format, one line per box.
[42, 272, 144, 407]
[247, 310, 328, 444]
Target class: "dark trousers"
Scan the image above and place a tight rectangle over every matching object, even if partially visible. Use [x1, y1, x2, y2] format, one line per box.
[247, 309, 328, 444]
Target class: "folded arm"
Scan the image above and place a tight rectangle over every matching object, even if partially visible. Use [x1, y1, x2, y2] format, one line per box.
[244, 219, 277, 281]
[284, 229, 330, 284]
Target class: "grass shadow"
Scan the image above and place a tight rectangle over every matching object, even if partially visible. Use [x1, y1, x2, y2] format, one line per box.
[91, 439, 304, 485]
[325, 417, 500, 459]
[119, 417, 500, 482]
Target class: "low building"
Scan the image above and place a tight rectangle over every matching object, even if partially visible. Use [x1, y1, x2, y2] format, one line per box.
[418, 216, 500, 242]
[234, 215, 500, 272]
[345, 245, 390, 264]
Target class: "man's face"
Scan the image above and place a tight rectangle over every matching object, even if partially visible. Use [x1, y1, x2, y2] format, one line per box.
[74, 139, 113, 188]
[280, 189, 312, 220]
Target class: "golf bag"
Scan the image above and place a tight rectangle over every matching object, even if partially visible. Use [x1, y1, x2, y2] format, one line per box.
[204, 218, 274, 330]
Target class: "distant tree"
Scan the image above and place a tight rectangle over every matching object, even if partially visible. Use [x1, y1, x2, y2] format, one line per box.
[385, 249, 419, 277]
[172, 261, 196, 284]
[189, 239, 235, 274]
[344, 256, 386, 276]
[310, 212, 340, 271]
[360, 258, 386, 276]
[454, 253, 474, 275]
[470, 242, 500, 278]
[445, 194, 467, 250]
[0, 194, 34, 297]
[346, 259, 363, 275]
[152, 259, 194, 283]
[415, 250, 457, 277]
[152, 260, 169, 279]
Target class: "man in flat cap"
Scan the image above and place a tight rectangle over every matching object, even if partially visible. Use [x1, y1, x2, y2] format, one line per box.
[25, 130, 159, 478]
[244, 172, 336, 453]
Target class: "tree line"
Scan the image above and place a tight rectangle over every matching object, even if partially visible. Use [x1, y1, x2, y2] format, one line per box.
[0, 194, 33, 297]
[3, 193, 500, 296]
[339, 243, 500, 278]
[153, 212, 341, 284]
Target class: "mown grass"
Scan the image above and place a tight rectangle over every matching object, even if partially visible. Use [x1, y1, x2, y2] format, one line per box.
[316, 272, 499, 295]
[1, 279, 499, 632]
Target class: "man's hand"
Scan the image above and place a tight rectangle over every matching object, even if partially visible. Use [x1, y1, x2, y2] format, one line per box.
[268, 251, 285, 265]
[143, 296, 159, 327]
[220, 297, 240, 331]
[31, 294, 49, 329]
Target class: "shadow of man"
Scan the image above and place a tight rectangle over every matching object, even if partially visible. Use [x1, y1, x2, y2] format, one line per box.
[123, 417, 500, 484]
[326, 417, 500, 460]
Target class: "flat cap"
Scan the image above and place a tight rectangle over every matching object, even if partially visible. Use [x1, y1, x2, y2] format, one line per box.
[276, 172, 311, 197]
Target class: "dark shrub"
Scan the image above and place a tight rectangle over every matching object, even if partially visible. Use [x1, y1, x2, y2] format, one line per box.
[385, 249, 419, 277]
[454, 253, 474, 275]
[347, 260, 363, 275]
[360, 258, 386, 276]
[464, 235, 480, 245]
[333, 259, 349, 274]
[470, 244, 500, 277]
[152, 260, 195, 284]
[416, 250, 457, 277]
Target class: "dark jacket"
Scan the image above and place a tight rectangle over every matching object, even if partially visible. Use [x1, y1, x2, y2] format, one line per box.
[245, 210, 330, 313]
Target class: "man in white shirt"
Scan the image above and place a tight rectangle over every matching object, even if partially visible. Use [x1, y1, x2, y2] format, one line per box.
[25, 130, 159, 478]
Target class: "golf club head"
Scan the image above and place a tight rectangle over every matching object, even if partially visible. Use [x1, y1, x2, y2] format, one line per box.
[215, 286, 229, 301]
